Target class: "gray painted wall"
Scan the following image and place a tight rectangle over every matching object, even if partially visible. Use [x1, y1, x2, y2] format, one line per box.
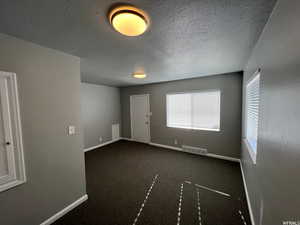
[81, 83, 120, 149]
[0, 33, 86, 225]
[121, 72, 242, 158]
[241, 1, 300, 225]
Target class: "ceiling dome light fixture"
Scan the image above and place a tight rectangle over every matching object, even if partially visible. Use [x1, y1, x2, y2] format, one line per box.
[109, 5, 150, 36]
[132, 72, 147, 79]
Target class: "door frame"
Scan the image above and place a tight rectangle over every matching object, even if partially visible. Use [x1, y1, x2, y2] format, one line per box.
[0, 71, 26, 192]
[0, 74, 17, 184]
[130, 94, 151, 143]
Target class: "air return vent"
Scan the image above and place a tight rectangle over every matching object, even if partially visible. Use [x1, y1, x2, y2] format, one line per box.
[181, 145, 208, 155]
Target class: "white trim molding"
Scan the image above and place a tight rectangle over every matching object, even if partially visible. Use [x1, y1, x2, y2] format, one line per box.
[206, 153, 240, 163]
[240, 163, 255, 225]
[121, 137, 150, 144]
[120, 137, 134, 141]
[0, 71, 26, 193]
[84, 138, 121, 152]
[40, 194, 88, 225]
[149, 142, 240, 163]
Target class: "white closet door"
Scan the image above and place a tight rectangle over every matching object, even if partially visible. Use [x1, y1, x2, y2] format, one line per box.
[0, 77, 16, 185]
[130, 94, 150, 143]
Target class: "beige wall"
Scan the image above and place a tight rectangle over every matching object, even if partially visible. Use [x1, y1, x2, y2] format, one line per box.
[81, 83, 121, 149]
[0, 33, 86, 225]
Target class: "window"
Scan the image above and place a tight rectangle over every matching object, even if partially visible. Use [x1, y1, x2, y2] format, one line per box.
[166, 90, 220, 131]
[0, 72, 26, 192]
[245, 71, 260, 163]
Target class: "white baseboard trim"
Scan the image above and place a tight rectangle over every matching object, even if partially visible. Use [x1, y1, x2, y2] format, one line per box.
[206, 153, 240, 163]
[240, 163, 255, 225]
[122, 137, 152, 145]
[149, 142, 240, 163]
[84, 138, 121, 152]
[120, 137, 134, 141]
[40, 194, 88, 225]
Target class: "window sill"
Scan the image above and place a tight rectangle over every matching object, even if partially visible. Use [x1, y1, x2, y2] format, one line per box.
[167, 125, 220, 132]
[0, 179, 26, 193]
[243, 138, 257, 164]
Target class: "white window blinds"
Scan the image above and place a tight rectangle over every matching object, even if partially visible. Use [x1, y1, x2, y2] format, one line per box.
[245, 73, 260, 161]
[166, 90, 220, 131]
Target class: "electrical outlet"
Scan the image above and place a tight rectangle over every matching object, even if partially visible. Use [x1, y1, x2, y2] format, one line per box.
[174, 139, 178, 145]
[99, 137, 103, 143]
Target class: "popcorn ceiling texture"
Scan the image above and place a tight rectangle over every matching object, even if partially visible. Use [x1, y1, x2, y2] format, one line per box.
[0, 0, 276, 86]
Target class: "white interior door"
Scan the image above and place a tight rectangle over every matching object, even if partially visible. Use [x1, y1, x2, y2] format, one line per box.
[130, 94, 150, 143]
[0, 76, 16, 185]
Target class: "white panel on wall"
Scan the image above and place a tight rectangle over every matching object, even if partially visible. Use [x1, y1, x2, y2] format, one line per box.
[0, 71, 26, 192]
[112, 124, 120, 140]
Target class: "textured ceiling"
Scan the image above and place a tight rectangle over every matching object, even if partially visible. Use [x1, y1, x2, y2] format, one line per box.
[0, 0, 276, 86]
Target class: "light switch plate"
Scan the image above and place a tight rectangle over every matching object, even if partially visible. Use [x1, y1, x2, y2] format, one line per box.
[68, 126, 76, 135]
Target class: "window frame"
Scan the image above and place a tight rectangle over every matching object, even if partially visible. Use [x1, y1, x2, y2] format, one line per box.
[166, 89, 221, 132]
[244, 70, 261, 164]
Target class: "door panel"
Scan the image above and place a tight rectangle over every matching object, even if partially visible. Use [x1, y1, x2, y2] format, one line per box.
[131, 95, 150, 143]
[0, 95, 9, 178]
[0, 77, 16, 185]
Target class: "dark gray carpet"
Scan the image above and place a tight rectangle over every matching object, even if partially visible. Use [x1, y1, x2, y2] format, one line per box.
[53, 140, 251, 225]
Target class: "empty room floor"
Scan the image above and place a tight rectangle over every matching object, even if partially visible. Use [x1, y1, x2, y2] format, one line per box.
[53, 140, 251, 225]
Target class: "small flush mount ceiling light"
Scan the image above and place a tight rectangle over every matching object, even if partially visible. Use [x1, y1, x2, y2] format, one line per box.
[109, 5, 150, 36]
[132, 72, 147, 79]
